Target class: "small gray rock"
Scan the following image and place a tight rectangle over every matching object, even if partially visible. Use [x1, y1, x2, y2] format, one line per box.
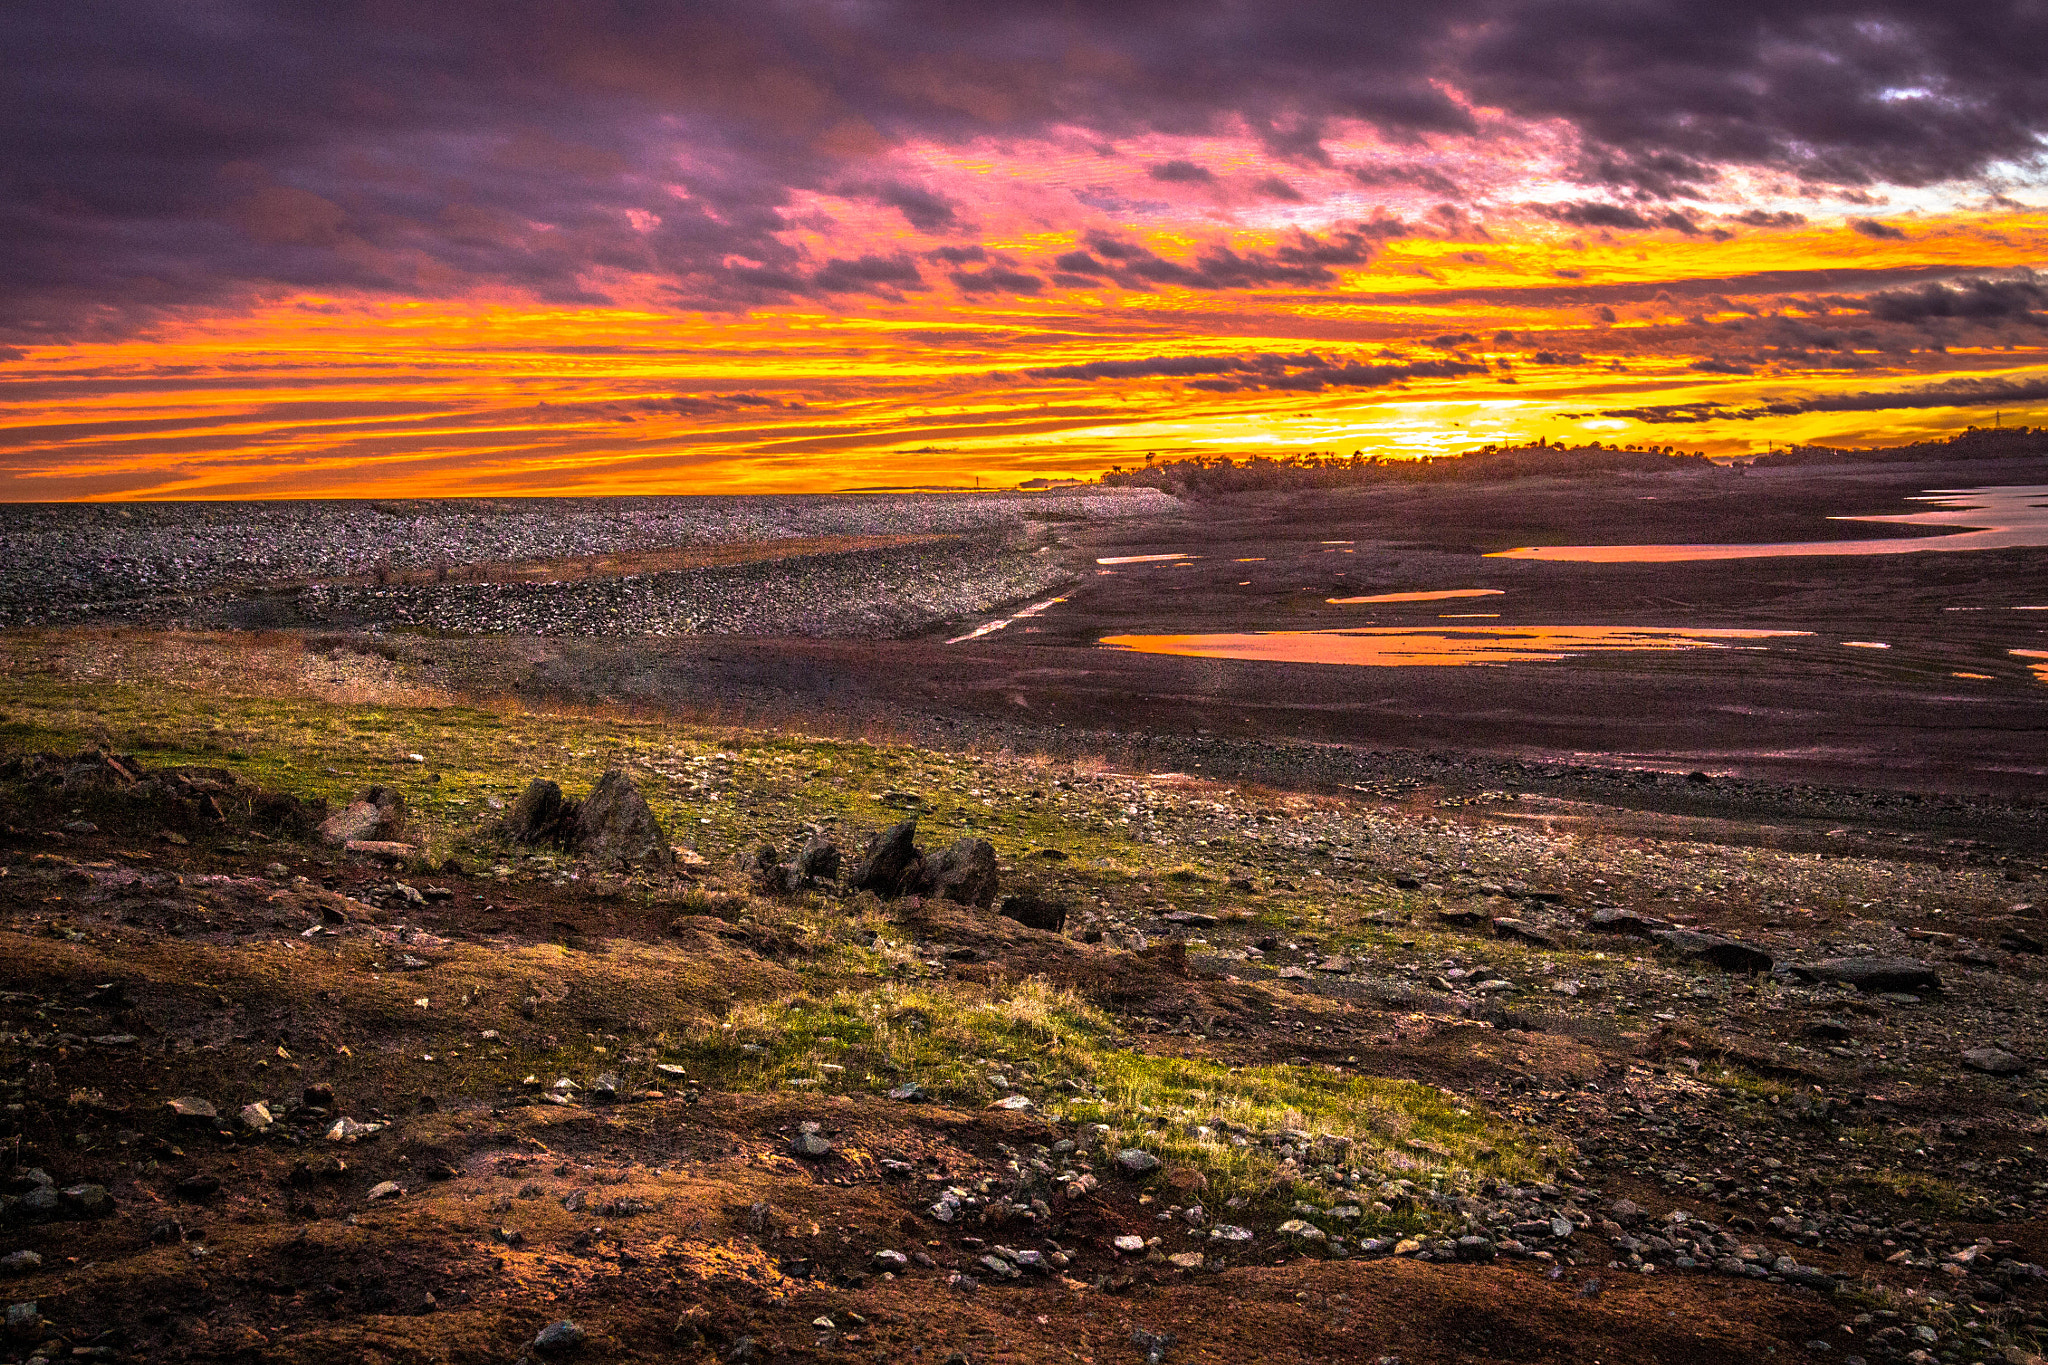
[1114, 1149, 1162, 1177]
[3, 1302, 38, 1341]
[1653, 929, 1773, 973]
[791, 1131, 833, 1160]
[1587, 908, 1669, 936]
[1804, 956, 1940, 994]
[1455, 1235, 1497, 1262]
[59, 1184, 112, 1219]
[167, 1096, 218, 1124]
[15, 1187, 58, 1222]
[533, 1319, 587, 1354]
[0, 1252, 39, 1275]
[1961, 1047, 2026, 1076]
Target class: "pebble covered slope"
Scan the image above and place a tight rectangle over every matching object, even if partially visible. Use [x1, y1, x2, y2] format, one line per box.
[0, 490, 1175, 635]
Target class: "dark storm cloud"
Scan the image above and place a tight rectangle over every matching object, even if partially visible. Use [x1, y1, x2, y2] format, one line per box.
[805, 255, 927, 295]
[856, 182, 961, 232]
[1860, 276, 2048, 322]
[1606, 373, 2048, 423]
[1148, 160, 1217, 185]
[1014, 350, 1485, 392]
[949, 268, 1044, 294]
[1851, 218, 1910, 239]
[1531, 202, 1704, 234]
[1058, 226, 1387, 291]
[9, 1, 2048, 339]
[1349, 163, 1465, 198]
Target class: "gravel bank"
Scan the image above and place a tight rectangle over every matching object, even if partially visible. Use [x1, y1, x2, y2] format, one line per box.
[0, 490, 1174, 635]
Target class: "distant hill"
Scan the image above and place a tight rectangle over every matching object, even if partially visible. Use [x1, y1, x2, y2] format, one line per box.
[1096, 441, 1711, 496]
[1749, 424, 2048, 467]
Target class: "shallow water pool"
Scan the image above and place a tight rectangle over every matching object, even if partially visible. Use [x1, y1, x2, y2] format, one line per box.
[1101, 625, 1810, 666]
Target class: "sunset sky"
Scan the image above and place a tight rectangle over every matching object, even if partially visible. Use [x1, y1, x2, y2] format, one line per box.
[8, 2, 2048, 499]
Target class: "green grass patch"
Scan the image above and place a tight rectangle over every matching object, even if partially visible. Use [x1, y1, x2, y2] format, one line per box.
[664, 973, 1552, 1222]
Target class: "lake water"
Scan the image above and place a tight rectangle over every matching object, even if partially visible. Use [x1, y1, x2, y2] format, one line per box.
[1101, 625, 1810, 667]
[1489, 485, 2048, 563]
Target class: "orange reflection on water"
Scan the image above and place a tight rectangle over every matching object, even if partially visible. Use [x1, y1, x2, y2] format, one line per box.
[2015, 650, 2048, 683]
[1101, 625, 1811, 666]
[1327, 588, 1505, 604]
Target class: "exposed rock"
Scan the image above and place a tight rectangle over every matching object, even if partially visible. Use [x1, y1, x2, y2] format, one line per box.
[998, 892, 1068, 933]
[166, 1096, 218, 1125]
[344, 839, 414, 859]
[174, 1174, 222, 1201]
[928, 838, 999, 907]
[1115, 1149, 1162, 1177]
[791, 1131, 833, 1159]
[1435, 907, 1487, 927]
[575, 770, 674, 873]
[12, 1187, 57, 1222]
[318, 785, 405, 847]
[1455, 1235, 1497, 1262]
[1803, 956, 1941, 994]
[1653, 929, 1773, 973]
[60, 1184, 112, 1218]
[1492, 918, 1557, 947]
[505, 778, 577, 846]
[1961, 1047, 2026, 1075]
[849, 820, 926, 898]
[533, 1320, 587, 1354]
[1587, 908, 1670, 936]
[4, 1302, 40, 1341]
[794, 833, 841, 884]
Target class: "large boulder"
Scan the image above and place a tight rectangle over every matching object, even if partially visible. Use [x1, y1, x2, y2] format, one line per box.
[1804, 956, 1941, 994]
[928, 837, 999, 907]
[849, 820, 926, 898]
[505, 778, 578, 846]
[1653, 928, 1773, 974]
[574, 770, 674, 873]
[317, 785, 405, 847]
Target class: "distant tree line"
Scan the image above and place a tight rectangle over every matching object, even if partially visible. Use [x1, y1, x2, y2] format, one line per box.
[1096, 441, 1711, 496]
[1096, 424, 2048, 495]
[1750, 424, 2048, 467]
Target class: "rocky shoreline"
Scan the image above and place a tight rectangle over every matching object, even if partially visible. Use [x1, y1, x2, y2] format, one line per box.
[0, 490, 1172, 633]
